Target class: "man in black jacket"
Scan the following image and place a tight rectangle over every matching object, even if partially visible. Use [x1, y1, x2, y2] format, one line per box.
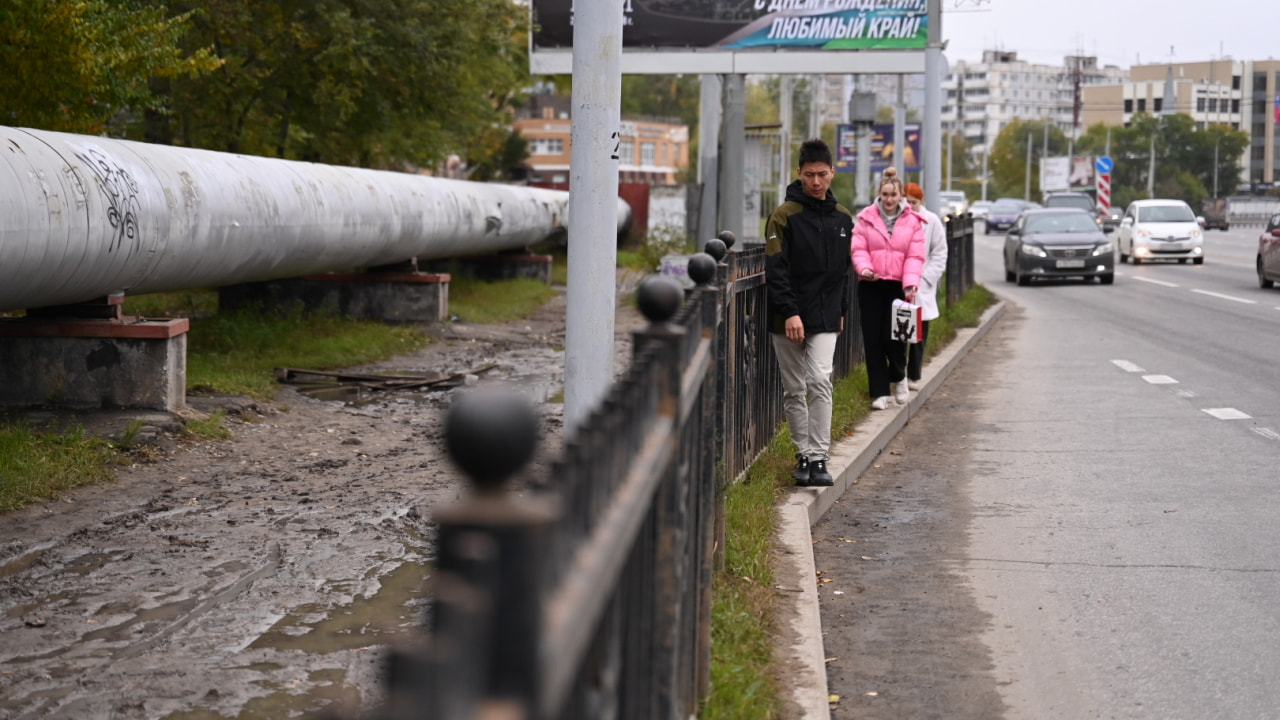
[765, 138, 853, 487]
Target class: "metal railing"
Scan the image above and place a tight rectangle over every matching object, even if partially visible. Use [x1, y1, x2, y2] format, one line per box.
[332, 226, 976, 720]
[944, 212, 977, 308]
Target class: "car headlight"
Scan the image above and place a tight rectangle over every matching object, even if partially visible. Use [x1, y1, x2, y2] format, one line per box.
[1092, 242, 1113, 255]
[1020, 244, 1047, 258]
[1191, 229, 1202, 238]
[1136, 228, 1150, 238]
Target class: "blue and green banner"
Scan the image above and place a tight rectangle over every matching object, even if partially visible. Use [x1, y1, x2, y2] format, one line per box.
[532, 0, 928, 51]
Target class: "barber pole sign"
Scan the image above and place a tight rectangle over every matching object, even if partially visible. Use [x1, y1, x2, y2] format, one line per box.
[1095, 156, 1114, 216]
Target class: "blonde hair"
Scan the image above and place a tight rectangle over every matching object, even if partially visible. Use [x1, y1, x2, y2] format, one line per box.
[878, 167, 903, 193]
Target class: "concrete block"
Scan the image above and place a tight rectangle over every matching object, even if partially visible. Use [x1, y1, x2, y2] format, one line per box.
[219, 273, 450, 324]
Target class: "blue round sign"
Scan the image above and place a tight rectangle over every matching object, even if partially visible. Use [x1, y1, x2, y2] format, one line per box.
[1096, 156, 1114, 174]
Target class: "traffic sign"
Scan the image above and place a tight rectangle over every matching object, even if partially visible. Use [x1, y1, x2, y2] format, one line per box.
[1096, 156, 1114, 174]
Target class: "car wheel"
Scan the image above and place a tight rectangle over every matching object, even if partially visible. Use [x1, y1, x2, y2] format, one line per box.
[1118, 242, 1129, 263]
[1192, 257, 1204, 265]
[1016, 270, 1029, 286]
[1132, 254, 1142, 265]
[1260, 257, 1274, 288]
[1099, 273, 1114, 285]
[1006, 268, 1015, 282]
[1179, 258, 1188, 264]
[1222, 225, 1229, 231]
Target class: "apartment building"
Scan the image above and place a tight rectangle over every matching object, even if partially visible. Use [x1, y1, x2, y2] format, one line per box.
[512, 93, 690, 186]
[942, 51, 1127, 155]
[1081, 59, 1280, 186]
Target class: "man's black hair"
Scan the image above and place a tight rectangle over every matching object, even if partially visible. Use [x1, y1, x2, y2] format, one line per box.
[797, 138, 833, 168]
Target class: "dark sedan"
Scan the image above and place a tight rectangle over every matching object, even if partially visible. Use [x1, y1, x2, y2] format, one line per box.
[1003, 208, 1115, 285]
[1259, 212, 1280, 288]
[984, 201, 1024, 234]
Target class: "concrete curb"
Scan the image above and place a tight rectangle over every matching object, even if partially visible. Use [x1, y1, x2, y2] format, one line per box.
[772, 300, 1007, 720]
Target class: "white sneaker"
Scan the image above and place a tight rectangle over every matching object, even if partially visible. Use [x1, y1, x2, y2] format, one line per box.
[871, 396, 891, 410]
[894, 381, 910, 405]
[908, 379, 921, 391]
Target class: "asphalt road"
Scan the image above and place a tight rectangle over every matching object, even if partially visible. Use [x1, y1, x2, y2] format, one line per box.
[816, 222, 1280, 719]
[976, 223, 1280, 717]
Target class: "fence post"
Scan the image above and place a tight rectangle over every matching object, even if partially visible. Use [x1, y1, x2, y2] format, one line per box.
[945, 213, 961, 309]
[962, 212, 974, 295]
[432, 391, 556, 717]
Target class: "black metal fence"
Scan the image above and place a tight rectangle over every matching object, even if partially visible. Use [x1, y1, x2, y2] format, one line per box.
[335, 226, 977, 720]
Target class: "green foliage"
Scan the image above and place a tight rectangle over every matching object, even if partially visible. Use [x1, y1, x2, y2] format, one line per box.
[987, 118, 1069, 200]
[622, 75, 700, 128]
[121, 289, 219, 318]
[0, 0, 219, 133]
[151, 0, 529, 169]
[185, 410, 232, 440]
[0, 422, 119, 514]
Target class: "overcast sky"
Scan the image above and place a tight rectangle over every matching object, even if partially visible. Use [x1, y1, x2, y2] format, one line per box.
[939, 0, 1277, 70]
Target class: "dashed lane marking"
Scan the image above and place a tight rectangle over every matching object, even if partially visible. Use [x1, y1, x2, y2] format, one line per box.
[1111, 359, 1145, 373]
[1252, 427, 1280, 441]
[1191, 288, 1256, 304]
[1142, 375, 1178, 384]
[1174, 388, 1198, 399]
[1201, 408, 1252, 420]
[1133, 276, 1179, 287]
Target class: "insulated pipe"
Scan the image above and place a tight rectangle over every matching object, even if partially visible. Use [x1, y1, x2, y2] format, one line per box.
[0, 126, 631, 313]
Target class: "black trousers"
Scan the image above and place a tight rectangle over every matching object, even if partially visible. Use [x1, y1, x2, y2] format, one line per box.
[857, 279, 908, 398]
[907, 319, 932, 381]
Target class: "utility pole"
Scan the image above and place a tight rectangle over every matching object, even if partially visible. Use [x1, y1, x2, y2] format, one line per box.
[779, 75, 793, 207]
[1213, 139, 1220, 197]
[946, 131, 952, 190]
[564, 0, 623, 434]
[1147, 132, 1156, 197]
[1025, 133, 1033, 201]
[981, 147, 989, 201]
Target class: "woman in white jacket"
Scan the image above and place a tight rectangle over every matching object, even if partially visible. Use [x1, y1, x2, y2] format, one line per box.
[903, 183, 949, 390]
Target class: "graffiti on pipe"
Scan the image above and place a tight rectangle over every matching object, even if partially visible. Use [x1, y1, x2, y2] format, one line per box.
[74, 148, 140, 255]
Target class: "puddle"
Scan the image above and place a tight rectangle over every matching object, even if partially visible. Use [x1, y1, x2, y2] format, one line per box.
[162, 668, 358, 720]
[0, 547, 46, 580]
[248, 559, 431, 654]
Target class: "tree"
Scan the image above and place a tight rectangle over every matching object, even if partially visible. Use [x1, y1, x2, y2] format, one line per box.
[621, 75, 700, 129]
[0, 0, 219, 133]
[987, 118, 1067, 200]
[154, 0, 530, 169]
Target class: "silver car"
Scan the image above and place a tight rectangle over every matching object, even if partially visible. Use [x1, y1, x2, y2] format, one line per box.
[1003, 208, 1115, 285]
[1116, 199, 1205, 265]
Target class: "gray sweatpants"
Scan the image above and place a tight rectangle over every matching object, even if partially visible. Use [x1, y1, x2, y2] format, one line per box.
[771, 331, 838, 461]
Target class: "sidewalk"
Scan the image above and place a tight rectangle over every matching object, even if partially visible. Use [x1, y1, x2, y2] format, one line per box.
[772, 300, 1007, 719]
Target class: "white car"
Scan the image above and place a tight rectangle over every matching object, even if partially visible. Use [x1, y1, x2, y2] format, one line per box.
[1116, 199, 1205, 265]
[938, 190, 969, 217]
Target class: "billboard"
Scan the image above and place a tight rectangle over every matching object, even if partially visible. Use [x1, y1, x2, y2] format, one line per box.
[835, 123, 922, 173]
[529, 0, 931, 74]
[532, 0, 928, 51]
[1068, 156, 1096, 190]
[1043, 156, 1096, 192]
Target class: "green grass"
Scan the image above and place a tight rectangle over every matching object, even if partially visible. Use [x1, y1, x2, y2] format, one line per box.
[185, 308, 430, 398]
[447, 276, 558, 324]
[701, 283, 996, 719]
[0, 422, 120, 514]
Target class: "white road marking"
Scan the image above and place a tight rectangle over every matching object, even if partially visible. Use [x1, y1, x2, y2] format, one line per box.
[1133, 276, 1179, 287]
[1111, 359, 1145, 373]
[1142, 375, 1178, 384]
[1174, 388, 1198, 399]
[1252, 427, 1280, 441]
[1191, 288, 1256, 304]
[1202, 408, 1252, 420]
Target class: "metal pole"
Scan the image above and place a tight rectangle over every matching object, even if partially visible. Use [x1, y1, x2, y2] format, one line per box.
[1213, 139, 1219, 197]
[564, 0, 623, 435]
[1025, 133, 1032, 201]
[923, 0, 942, 215]
[894, 75, 906, 175]
[981, 147, 989, 201]
[1147, 132, 1156, 197]
[719, 74, 746, 240]
[946, 131, 953, 190]
[780, 76, 793, 206]
[697, 75, 722, 244]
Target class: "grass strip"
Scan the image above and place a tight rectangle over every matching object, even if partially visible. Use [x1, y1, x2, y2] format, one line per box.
[702, 284, 995, 719]
[0, 423, 119, 514]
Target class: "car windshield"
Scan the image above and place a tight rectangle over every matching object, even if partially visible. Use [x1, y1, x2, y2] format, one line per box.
[1024, 213, 1099, 234]
[991, 203, 1021, 214]
[1046, 196, 1094, 212]
[940, 192, 964, 201]
[1138, 205, 1195, 223]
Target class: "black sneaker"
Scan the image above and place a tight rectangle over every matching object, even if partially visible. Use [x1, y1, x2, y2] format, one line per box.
[808, 459, 834, 486]
[792, 454, 810, 484]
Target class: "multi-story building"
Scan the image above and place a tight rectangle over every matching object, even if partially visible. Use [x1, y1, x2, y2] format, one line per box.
[942, 51, 1127, 156]
[512, 93, 690, 186]
[1081, 59, 1280, 187]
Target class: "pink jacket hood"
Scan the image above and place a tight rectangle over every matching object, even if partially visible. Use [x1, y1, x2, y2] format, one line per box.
[851, 202, 927, 289]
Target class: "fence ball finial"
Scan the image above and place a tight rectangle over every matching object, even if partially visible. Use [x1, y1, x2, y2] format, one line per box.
[703, 238, 727, 262]
[716, 230, 736, 249]
[444, 389, 539, 492]
[687, 253, 717, 286]
[637, 274, 684, 324]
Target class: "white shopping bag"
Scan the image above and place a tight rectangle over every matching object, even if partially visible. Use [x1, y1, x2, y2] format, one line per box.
[890, 299, 923, 344]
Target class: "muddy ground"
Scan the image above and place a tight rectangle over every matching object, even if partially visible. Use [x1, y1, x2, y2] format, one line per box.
[0, 274, 647, 720]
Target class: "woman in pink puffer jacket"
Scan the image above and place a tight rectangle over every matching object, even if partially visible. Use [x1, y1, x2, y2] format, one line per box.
[851, 167, 927, 410]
